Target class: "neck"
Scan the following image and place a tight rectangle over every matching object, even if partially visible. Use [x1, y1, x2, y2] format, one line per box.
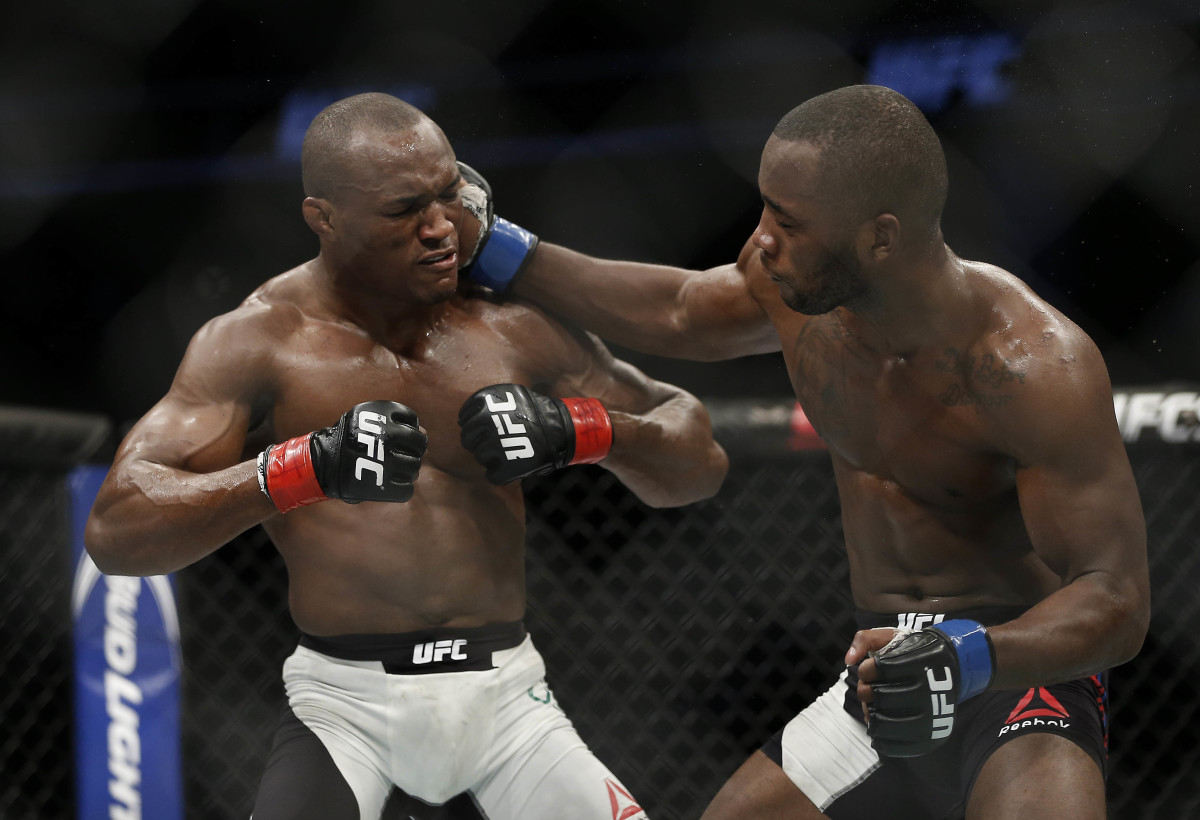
[837, 241, 967, 356]
[311, 257, 453, 352]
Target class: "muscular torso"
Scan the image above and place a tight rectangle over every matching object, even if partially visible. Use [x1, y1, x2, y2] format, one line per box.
[240, 276, 571, 635]
[750, 261, 1064, 613]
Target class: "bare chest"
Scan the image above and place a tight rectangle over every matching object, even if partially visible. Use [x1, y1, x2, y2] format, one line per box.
[267, 322, 537, 475]
[782, 321, 1022, 505]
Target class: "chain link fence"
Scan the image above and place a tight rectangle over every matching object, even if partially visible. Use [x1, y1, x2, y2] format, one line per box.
[2, 398, 1198, 819]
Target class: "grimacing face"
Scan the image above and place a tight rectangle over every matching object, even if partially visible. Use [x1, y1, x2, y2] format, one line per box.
[327, 120, 464, 305]
[753, 135, 869, 315]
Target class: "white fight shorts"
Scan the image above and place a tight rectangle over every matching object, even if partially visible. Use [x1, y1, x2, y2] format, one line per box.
[254, 622, 647, 820]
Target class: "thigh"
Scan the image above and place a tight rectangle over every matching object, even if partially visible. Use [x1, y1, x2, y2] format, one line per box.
[472, 719, 648, 820]
[252, 705, 391, 820]
[700, 750, 826, 820]
[967, 732, 1105, 820]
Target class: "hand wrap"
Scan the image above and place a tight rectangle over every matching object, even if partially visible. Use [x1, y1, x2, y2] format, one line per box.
[258, 400, 427, 513]
[867, 619, 995, 758]
[457, 161, 539, 293]
[458, 383, 613, 485]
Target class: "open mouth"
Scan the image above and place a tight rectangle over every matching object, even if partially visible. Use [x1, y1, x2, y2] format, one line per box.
[420, 250, 458, 270]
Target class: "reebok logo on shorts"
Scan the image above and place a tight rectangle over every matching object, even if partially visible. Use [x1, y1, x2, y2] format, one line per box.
[605, 778, 645, 820]
[997, 687, 1071, 738]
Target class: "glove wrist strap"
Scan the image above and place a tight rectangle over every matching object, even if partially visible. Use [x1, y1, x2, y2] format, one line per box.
[470, 218, 539, 293]
[931, 619, 994, 701]
[261, 434, 328, 513]
[561, 397, 613, 465]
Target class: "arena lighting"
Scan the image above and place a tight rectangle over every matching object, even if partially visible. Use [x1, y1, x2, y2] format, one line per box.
[274, 84, 439, 160]
[865, 31, 1022, 116]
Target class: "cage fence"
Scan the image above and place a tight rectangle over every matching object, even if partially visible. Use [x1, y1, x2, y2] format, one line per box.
[1, 394, 1198, 819]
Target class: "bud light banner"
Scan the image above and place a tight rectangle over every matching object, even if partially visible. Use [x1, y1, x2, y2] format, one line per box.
[69, 465, 183, 820]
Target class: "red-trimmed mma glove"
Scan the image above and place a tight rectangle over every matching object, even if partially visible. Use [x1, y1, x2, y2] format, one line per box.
[457, 161, 539, 293]
[866, 620, 995, 758]
[457, 383, 612, 485]
[257, 401, 427, 513]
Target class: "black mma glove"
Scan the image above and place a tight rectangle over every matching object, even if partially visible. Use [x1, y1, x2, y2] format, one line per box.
[458, 383, 612, 485]
[457, 161, 539, 293]
[257, 401, 427, 513]
[867, 620, 995, 758]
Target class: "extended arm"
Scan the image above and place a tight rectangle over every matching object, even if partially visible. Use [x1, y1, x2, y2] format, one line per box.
[514, 242, 780, 361]
[456, 162, 779, 360]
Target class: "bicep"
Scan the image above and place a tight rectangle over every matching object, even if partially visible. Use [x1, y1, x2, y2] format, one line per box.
[1011, 377, 1146, 585]
[677, 259, 781, 358]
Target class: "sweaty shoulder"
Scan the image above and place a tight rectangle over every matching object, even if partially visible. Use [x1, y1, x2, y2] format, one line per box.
[953, 262, 1116, 459]
[173, 265, 322, 403]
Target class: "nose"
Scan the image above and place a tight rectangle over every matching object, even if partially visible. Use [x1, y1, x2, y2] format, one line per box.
[419, 200, 457, 243]
[751, 214, 777, 256]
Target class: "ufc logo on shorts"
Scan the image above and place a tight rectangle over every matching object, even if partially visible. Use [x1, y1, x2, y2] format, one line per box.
[484, 393, 534, 460]
[355, 410, 388, 486]
[928, 666, 955, 739]
[413, 639, 468, 664]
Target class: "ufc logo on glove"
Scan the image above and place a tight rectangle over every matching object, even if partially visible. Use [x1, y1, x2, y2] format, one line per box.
[483, 393, 535, 460]
[459, 383, 613, 485]
[354, 410, 389, 484]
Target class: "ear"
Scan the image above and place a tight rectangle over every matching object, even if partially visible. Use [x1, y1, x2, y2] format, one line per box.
[302, 196, 335, 239]
[860, 213, 900, 263]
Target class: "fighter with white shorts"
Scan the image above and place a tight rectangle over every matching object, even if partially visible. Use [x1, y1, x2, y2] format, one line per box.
[252, 622, 648, 820]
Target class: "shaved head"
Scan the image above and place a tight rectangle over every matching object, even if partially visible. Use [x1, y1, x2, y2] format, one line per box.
[773, 85, 948, 233]
[301, 93, 428, 200]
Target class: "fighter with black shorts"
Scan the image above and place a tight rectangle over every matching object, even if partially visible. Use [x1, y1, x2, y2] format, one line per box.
[459, 84, 1150, 818]
[761, 609, 1108, 818]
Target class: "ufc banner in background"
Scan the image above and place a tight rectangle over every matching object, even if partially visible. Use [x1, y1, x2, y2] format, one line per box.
[69, 465, 183, 820]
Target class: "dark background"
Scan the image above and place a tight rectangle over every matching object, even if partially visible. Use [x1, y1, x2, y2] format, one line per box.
[2, 0, 1198, 429]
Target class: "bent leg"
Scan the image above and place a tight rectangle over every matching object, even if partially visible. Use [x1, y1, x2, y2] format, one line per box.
[251, 705, 391, 820]
[472, 721, 648, 820]
[703, 669, 891, 820]
[700, 751, 826, 820]
[967, 733, 1105, 820]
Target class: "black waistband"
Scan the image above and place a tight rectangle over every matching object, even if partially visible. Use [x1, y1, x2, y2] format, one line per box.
[299, 620, 527, 675]
[854, 605, 1028, 631]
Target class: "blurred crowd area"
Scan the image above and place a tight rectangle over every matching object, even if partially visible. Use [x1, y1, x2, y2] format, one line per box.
[1, 0, 1197, 426]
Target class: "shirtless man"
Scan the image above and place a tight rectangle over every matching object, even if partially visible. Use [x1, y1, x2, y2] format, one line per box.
[462, 84, 1150, 818]
[83, 92, 728, 820]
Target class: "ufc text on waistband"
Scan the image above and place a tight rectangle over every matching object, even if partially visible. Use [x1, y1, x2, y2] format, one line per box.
[299, 621, 527, 675]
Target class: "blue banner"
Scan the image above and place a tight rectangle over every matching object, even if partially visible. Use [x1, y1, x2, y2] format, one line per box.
[70, 465, 183, 820]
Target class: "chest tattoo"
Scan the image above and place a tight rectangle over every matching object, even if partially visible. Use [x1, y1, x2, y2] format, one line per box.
[934, 348, 1026, 411]
[789, 317, 863, 437]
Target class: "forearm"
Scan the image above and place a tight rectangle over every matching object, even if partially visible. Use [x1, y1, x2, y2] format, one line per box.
[603, 395, 728, 508]
[516, 243, 721, 360]
[85, 459, 274, 576]
[988, 571, 1150, 689]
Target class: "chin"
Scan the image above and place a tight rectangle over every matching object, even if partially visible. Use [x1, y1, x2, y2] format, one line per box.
[425, 281, 459, 305]
[778, 285, 838, 316]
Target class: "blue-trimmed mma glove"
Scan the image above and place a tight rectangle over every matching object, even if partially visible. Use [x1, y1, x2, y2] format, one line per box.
[457, 161, 539, 293]
[458, 384, 612, 485]
[866, 620, 995, 758]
